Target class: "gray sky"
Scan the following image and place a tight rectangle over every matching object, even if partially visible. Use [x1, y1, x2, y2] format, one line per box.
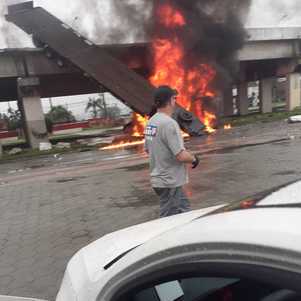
[0, 0, 300, 118]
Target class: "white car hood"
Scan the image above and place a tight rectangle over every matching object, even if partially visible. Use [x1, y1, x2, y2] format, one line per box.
[56, 205, 223, 301]
[258, 180, 301, 206]
[0, 296, 46, 301]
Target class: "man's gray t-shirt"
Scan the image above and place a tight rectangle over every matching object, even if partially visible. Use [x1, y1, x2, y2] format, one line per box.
[145, 112, 188, 188]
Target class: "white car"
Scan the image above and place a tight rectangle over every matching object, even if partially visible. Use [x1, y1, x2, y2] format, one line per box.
[6, 180, 301, 301]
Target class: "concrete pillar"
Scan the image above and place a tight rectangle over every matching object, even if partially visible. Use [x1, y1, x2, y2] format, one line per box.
[286, 73, 301, 111]
[260, 78, 274, 113]
[237, 82, 249, 116]
[222, 86, 234, 117]
[18, 77, 49, 149]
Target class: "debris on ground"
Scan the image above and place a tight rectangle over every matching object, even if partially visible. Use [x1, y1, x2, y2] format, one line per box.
[288, 116, 301, 123]
[8, 148, 23, 155]
[8, 169, 25, 174]
[39, 142, 53, 151]
[55, 142, 71, 149]
[54, 154, 63, 160]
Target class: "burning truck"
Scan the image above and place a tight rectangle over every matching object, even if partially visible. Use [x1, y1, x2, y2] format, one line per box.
[6, 0, 250, 148]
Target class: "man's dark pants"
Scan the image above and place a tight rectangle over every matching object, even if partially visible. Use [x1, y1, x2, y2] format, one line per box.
[153, 187, 191, 218]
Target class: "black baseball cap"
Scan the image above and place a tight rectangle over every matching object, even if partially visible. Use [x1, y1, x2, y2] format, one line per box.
[154, 85, 178, 108]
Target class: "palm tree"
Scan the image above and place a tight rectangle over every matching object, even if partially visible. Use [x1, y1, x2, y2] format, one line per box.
[85, 94, 108, 118]
[6, 108, 22, 130]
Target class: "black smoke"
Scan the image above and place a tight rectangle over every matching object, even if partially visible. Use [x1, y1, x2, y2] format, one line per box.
[104, 0, 252, 87]
[149, 0, 252, 87]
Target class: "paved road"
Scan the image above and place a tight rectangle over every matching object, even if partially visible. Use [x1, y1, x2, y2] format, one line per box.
[1, 120, 301, 300]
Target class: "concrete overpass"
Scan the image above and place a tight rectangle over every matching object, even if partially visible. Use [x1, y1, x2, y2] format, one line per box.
[0, 43, 149, 101]
[0, 27, 299, 100]
[229, 27, 301, 117]
[0, 27, 300, 148]
[239, 27, 301, 61]
[0, 27, 300, 98]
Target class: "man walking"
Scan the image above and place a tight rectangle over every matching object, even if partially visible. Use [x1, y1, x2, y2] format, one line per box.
[145, 86, 200, 218]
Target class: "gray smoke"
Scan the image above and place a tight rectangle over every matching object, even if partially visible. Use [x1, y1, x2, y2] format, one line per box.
[266, 0, 301, 23]
[106, 0, 152, 43]
[247, 0, 301, 27]
[0, 0, 300, 48]
[0, 0, 31, 48]
[62, 0, 152, 44]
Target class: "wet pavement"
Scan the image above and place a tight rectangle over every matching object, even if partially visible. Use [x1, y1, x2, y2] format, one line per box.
[1, 120, 301, 299]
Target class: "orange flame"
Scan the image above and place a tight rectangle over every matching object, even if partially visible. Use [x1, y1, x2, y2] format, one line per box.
[203, 111, 217, 133]
[224, 124, 232, 130]
[150, 2, 217, 133]
[157, 4, 186, 28]
[131, 113, 148, 137]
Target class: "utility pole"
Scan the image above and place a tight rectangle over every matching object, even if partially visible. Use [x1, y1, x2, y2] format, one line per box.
[49, 98, 53, 110]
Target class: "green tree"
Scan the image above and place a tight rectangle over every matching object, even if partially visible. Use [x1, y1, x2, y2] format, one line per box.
[6, 108, 22, 130]
[0, 113, 9, 130]
[46, 105, 76, 124]
[85, 94, 108, 118]
[45, 115, 53, 134]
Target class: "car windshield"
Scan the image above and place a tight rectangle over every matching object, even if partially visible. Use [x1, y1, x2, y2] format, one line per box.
[131, 277, 301, 301]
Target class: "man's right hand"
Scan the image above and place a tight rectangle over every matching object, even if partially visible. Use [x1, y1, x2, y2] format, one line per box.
[192, 155, 200, 169]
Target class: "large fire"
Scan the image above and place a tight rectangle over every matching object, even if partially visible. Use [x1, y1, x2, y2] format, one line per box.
[101, 1, 222, 151]
[150, 2, 217, 133]
[129, 1, 217, 138]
